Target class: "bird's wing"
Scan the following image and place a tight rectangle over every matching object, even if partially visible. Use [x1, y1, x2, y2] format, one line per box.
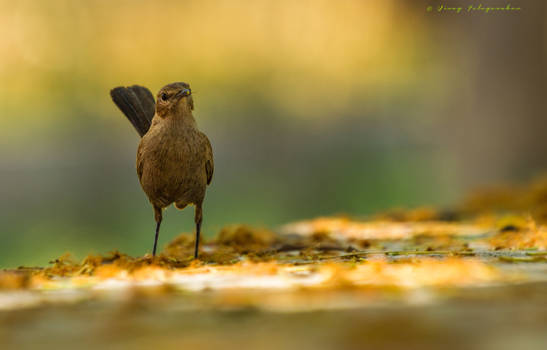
[110, 85, 155, 137]
[199, 132, 214, 185]
[136, 141, 145, 181]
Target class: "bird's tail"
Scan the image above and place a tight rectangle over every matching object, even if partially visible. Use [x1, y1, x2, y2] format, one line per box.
[110, 85, 156, 137]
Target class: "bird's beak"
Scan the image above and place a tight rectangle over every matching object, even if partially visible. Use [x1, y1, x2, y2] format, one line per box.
[175, 88, 191, 100]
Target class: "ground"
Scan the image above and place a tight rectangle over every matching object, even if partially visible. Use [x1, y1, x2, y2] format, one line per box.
[1, 177, 547, 349]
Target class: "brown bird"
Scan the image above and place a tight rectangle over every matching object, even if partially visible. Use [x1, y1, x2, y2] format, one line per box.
[110, 82, 214, 259]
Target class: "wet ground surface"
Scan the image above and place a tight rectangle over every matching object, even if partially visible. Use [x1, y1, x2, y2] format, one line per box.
[1, 282, 546, 350]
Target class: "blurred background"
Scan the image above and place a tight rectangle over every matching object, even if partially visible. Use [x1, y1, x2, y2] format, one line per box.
[0, 0, 545, 267]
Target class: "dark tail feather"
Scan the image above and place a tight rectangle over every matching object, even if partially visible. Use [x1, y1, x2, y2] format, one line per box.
[110, 85, 156, 137]
[128, 85, 155, 121]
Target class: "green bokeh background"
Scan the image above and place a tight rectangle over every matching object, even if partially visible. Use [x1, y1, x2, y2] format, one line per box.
[1, 0, 545, 267]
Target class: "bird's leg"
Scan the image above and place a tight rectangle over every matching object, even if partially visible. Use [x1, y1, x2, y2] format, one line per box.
[194, 205, 203, 259]
[153, 206, 163, 257]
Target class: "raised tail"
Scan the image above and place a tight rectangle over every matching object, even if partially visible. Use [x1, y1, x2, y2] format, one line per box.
[110, 85, 156, 137]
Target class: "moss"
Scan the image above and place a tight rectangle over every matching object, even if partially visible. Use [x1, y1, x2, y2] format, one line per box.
[0, 270, 30, 290]
[215, 225, 277, 253]
[462, 175, 547, 224]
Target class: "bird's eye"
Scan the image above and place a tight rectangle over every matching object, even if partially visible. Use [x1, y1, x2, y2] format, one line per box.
[161, 93, 168, 101]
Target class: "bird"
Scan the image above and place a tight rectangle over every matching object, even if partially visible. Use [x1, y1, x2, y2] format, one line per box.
[110, 82, 214, 259]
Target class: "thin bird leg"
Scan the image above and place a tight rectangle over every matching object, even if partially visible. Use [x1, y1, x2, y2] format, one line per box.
[194, 205, 203, 259]
[194, 222, 201, 259]
[153, 221, 161, 257]
[153, 206, 163, 257]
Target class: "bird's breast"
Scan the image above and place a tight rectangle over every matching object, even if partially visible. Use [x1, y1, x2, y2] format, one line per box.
[137, 127, 206, 207]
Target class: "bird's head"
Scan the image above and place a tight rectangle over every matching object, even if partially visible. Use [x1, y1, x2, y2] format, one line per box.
[156, 82, 194, 117]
